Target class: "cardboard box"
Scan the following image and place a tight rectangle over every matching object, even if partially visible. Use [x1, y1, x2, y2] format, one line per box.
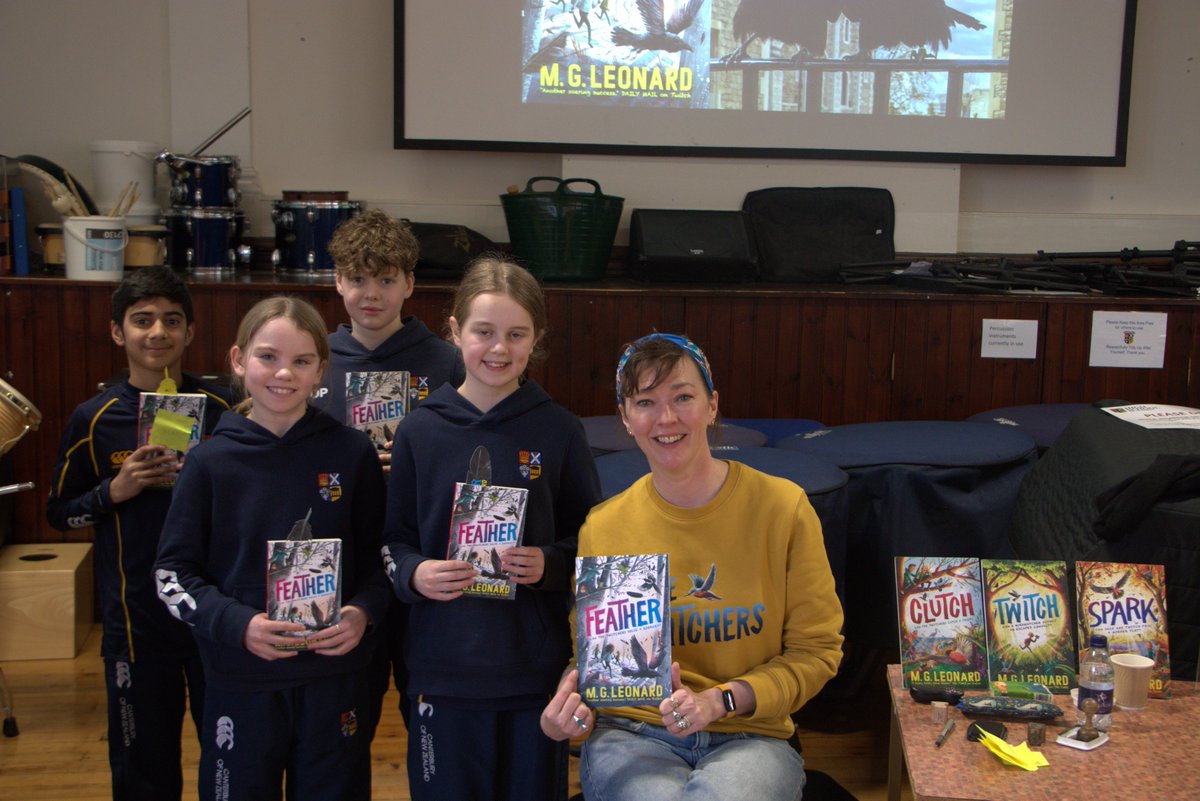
[0, 543, 93, 659]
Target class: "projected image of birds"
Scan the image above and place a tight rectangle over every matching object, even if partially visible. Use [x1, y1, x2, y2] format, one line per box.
[724, 0, 985, 62]
[612, 0, 707, 54]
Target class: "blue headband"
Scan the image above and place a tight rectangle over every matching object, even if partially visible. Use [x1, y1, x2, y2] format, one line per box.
[615, 333, 714, 406]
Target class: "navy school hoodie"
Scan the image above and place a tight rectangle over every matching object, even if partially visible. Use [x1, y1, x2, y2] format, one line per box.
[316, 318, 465, 424]
[382, 380, 602, 699]
[46, 375, 232, 662]
[154, 406, 391, 690]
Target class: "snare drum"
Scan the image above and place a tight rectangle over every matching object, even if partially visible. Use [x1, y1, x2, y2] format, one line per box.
[169, 155, 241, 208]
[271, 199, 365, 272]
[1, 378, 42, 458]
[163, 207, 251, 272]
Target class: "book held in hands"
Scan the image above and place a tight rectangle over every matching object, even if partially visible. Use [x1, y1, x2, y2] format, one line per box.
[575, 553, 671, 708]
[137, 391, 207, 455]
[446, 481, 529, 600]
[345, 370, 410, 451]
[266, 537, 342, 649]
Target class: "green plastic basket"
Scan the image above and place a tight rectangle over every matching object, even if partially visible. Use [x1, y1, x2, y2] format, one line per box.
[500, 177, 623, 281]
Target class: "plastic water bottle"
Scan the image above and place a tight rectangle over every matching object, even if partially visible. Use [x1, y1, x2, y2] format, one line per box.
[1077, 633, 1114, 730]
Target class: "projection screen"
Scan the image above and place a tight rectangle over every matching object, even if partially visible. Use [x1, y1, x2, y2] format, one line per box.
[395, 0, 1137, 165]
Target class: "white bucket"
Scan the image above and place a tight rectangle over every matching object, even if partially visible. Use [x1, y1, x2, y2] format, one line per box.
[90, 139, 160, 217]
[63, 216, 127, 281]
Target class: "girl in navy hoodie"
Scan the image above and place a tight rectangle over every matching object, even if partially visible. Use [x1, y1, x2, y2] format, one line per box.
[155, 296, 390, 801]
[382, 256, 601, 801]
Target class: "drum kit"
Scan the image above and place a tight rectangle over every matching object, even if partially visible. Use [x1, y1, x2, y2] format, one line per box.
[156, 107, 365, 275]
[1, 376, 40, 738]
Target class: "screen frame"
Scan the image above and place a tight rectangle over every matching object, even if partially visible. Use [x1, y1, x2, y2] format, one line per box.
[393, 0, 1138, 167]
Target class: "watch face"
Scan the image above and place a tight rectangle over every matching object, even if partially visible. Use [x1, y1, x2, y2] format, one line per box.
[722, 688, 736, 713]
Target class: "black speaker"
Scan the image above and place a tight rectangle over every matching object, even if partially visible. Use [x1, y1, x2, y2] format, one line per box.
[629, 209, 757, 283]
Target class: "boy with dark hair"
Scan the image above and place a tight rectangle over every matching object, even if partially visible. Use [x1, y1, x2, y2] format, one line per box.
[46, 266, 232, 801]
[316, 209, 464, 733]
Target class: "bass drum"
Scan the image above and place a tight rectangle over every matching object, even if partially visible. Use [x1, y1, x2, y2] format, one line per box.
[163, 207, 250, 273]
[271, 200, 365, 272]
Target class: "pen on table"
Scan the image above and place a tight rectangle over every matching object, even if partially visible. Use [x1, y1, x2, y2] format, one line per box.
[935, 719, 955, 748]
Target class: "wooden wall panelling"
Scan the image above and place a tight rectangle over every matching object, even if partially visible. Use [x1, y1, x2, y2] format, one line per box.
[1041, 301, 1197, 406]
[891, 298, 1046, 421]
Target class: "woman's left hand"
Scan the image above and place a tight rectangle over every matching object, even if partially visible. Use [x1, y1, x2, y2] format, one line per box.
[659, 662, 725, 738]
[500, 546, 545, 584]
[304, 604, 368, 656]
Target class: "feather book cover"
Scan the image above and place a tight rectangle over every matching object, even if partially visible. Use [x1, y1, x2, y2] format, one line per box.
[267, 510, 342, 648]
[575, 553, 671, 708]
[345, 370, 410, 451]
[446, 481, 529, 600]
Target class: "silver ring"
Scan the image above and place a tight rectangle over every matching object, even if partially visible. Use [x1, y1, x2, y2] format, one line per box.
[676, 716, 690, 730]
[672, 710, 683, 722]
[572, 715, 588, 731]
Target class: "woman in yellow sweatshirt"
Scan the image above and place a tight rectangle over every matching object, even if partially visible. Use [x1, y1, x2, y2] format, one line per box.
[541, 333, 844, 800]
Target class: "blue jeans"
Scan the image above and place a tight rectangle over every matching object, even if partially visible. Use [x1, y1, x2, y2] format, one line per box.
[580, 715, 806, 801]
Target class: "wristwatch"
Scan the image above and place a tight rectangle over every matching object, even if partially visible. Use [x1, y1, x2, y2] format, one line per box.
[718, 684, 737, 717]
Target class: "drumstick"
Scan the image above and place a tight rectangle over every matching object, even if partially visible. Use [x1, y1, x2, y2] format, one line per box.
[108, 181, 133, 217]
[120, 185, 141, 218]
[64, 172, 88, 216]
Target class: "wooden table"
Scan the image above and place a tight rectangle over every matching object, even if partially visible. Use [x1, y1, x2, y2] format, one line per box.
[887, 664, 1200, 801]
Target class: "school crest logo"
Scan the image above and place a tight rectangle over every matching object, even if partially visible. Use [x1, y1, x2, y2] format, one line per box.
[410, 374, 431, 402]
[518, 450, 542, 480]
[340, 708, 358, 737]
[318, 473, 342, 502]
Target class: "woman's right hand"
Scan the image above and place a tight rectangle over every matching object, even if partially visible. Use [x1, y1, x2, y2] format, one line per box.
[411, 558, 478, 601]
[540, 669, 595, 741]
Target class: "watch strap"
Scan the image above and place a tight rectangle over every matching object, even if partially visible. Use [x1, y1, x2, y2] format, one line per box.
[718, 684, 736, 716]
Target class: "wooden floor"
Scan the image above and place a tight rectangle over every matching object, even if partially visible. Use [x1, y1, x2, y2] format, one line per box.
[0, 627, 911, 800]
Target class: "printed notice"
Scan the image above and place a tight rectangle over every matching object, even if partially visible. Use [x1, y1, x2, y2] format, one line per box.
[1100, 404, 1200, 430]
[1088, 311, 1167, 369]
[981, 319, 1038, 359]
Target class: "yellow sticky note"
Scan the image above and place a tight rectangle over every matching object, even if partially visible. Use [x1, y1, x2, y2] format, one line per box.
[156, 368, 178, 395]
[977, 728, 1049, 771]
[148, 409, 195, 453]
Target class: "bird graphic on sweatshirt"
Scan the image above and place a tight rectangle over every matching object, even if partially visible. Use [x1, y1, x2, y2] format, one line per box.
[685, 563, 722, 600]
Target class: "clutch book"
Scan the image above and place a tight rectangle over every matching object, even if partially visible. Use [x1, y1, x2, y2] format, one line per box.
[137, 391, 206, 455]
[1076, 561, 1171, 698]
[575, 553, 671, 708]
[266, 537, 342, 648]
[895, 556, 988, 691]
[446, 481, 529, 600]
[982, 559, 1076, 694]
[345, 370, 410, 451]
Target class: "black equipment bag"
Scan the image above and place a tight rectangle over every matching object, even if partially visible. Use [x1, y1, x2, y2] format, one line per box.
[403, 220, 497, 280]
[628, 209, 757, 283]
[742, 187, 895, 283]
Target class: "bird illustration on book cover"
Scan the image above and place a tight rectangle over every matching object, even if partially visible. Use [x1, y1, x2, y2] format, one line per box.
[1076, 561, 1171, 698]
[266, 509, 342, 648]
[576, 553, 671, 708]
[895, 556, 988, 690]
[982, 559, 1076, 693]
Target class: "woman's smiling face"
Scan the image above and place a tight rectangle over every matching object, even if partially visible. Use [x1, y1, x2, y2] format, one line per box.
[620, 357, 718, 479]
